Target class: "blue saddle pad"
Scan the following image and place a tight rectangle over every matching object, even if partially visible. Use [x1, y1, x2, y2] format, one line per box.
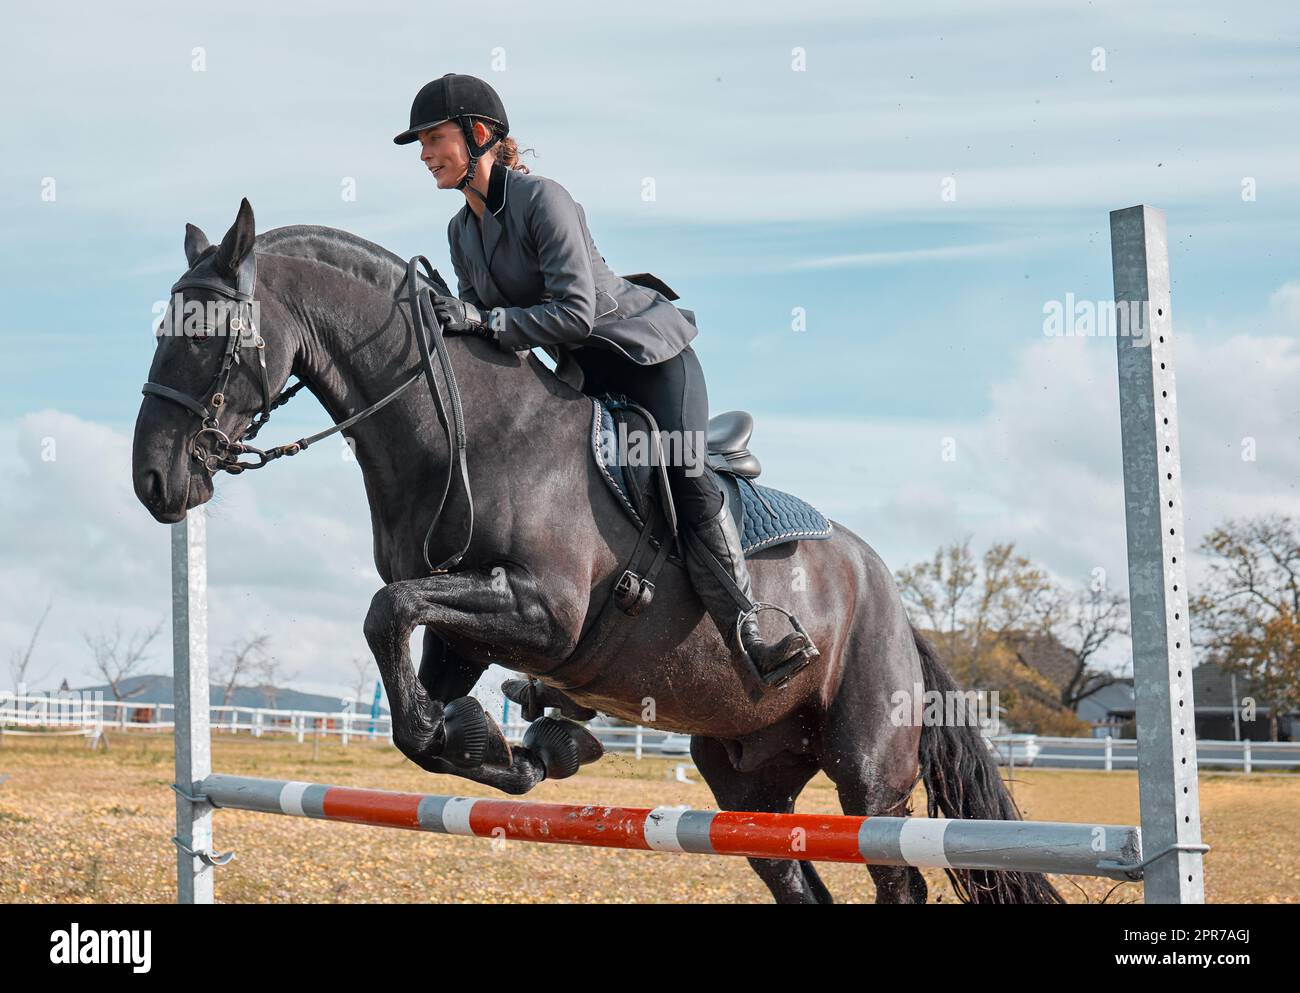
[588, 398, 832, 556]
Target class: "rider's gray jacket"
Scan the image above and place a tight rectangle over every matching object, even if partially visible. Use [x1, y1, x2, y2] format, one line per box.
[446, 163, 698, 387]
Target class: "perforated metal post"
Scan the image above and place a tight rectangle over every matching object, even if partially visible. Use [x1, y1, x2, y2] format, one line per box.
[173, 508, 214, 904]
[1110, 205, 1206, 904]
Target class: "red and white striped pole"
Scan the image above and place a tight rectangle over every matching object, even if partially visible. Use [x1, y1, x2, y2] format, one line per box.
[200, 774, 1142, 880]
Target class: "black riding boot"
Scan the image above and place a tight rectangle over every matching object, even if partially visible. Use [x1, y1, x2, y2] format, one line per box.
[684, 502, 819, 689]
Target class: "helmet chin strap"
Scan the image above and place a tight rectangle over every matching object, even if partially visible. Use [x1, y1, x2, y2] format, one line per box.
[455, 164, 488, 205]
[453, 117, 501, 205]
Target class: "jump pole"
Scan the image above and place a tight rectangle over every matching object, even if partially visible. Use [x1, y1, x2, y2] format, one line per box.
[198, 773, 1144, 880]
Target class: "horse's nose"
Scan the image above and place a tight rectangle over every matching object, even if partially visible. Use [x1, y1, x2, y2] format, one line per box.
[137, 468, 164, 509]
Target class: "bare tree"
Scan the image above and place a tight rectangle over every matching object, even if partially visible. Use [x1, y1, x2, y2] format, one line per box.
[894, 538, 979, 650]
[82, 619, 163, 700]
[895, 538, 1057, 686]
[1057, 583, 1129, 709]
[251, 651, 299, 710]
[7, 597, 54, 691]
[896, 538, 1121, 734]
[347, 655, 375, 709]
[1191, 514, 1300, 741]
[212, 634, 271, 706]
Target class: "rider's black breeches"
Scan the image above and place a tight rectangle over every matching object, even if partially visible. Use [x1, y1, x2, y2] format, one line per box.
[573, 343, 725, 528]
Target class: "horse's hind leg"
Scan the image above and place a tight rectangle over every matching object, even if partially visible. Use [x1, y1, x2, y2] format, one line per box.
[822, 682, 931, 903]
[823, 702, 929, 903]
[818, 567, 930, 903]
[834, 779, 929, 904]
[690, 736, 831, 904]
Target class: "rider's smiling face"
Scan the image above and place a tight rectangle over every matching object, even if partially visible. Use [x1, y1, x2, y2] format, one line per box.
[418, 119, 492, 190]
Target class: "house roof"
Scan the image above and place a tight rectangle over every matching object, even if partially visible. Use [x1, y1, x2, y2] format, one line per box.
[1075, 679, 1135, 722]
[1005, 631, 1081, 692]
[1190, 662, 1297, 713]
[1071, 662, 1298, 719]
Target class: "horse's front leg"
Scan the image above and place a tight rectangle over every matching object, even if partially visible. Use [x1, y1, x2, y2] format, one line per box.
[363, 565, 596, 792]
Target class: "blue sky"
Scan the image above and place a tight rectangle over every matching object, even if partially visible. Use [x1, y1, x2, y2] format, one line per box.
[2, 1, 1298, 702]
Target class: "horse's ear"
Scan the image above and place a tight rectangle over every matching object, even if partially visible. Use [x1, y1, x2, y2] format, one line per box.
[184, 223, 210, 268]
[213, 198, 256, 278]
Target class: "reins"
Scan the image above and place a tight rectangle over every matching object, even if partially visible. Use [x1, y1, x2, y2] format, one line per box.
[141, 254, 474, 573]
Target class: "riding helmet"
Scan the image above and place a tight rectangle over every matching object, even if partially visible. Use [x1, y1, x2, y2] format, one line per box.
[393, 73, 509, 147]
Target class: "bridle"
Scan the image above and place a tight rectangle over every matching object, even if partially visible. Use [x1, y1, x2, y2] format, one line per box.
[142, 253, 282, 473]
[141, 252, 474, 572]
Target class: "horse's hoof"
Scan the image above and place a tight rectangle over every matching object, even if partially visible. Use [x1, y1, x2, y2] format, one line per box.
[443, 696, 512, 768]
[501, 677, 598, 723]
[522, 717, 604, 780]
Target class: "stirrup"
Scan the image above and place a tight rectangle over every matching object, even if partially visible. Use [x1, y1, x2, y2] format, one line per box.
[735, 603, 819, 688]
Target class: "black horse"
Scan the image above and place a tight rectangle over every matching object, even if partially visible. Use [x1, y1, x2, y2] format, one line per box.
[132, 200, 1061, 904]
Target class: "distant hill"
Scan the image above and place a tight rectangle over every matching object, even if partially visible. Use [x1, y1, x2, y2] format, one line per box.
[73, 674, 388, 715]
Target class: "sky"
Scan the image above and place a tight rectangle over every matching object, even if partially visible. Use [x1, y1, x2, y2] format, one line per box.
[1, 1, 1298, 708]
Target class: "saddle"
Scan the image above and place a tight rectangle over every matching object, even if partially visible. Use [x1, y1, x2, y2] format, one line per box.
[590, 397, 832, 557]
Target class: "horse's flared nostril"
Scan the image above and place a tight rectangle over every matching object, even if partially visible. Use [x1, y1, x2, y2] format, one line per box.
[143, 469, 163, 507]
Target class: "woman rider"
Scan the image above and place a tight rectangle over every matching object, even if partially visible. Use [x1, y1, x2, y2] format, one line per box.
[393, 73, 818, 691]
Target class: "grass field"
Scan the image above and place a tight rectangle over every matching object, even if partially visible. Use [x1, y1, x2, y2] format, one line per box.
[0, 732, 1296, 903]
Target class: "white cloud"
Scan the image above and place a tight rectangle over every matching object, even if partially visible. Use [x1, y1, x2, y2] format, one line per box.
[5, 0, 1300, 240]
[787, 236, 1057, 271]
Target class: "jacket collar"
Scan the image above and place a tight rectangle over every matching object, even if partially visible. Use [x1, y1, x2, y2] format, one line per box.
[461, 162, 508, 224]
[463, 162, 510, 274]
[484, 160, 508, 216]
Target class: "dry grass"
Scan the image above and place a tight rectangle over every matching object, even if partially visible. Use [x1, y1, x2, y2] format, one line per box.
[0, 732, 1295, 903]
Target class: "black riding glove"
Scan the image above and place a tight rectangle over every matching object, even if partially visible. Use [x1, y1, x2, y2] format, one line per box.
[432, 295, 495, 340]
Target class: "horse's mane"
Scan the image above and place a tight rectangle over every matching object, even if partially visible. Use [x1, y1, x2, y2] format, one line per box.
[255, 224, 446, 295]
[252, 223, 563, 391]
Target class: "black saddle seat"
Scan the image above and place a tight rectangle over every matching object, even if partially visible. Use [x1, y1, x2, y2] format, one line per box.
[707, 411, 761, 479]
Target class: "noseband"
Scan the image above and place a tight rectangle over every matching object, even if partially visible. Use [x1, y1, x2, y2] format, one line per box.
[141, 253, 473, 572]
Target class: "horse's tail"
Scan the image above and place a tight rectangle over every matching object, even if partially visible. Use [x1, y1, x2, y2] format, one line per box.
[913, 626, 1065, 904]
